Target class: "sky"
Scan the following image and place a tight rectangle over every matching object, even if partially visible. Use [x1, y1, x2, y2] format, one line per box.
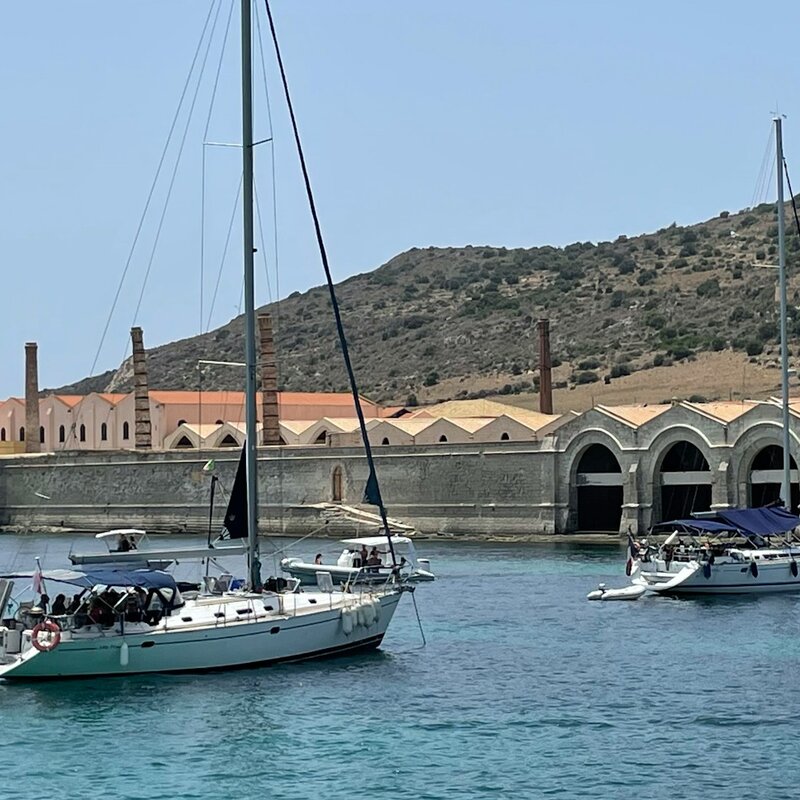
[2, 0, 800, 398]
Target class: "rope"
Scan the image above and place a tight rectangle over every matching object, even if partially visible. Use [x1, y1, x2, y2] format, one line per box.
[410, 587, 427, 647]
[260, 0, 398, 567]
[782, 157, 800, 241]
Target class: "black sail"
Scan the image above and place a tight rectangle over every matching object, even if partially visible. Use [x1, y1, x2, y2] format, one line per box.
[222, 447, 248, 540]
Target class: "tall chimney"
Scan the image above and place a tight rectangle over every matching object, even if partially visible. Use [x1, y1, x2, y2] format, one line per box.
[538, 318, 553, 415]
[131, 327, 152, 449]
[258, 313, 281, 445]
[24, 342, 40, 453]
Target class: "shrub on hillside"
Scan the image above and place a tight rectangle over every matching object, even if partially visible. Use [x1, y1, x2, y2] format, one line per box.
[745, 340, 763, 356]
[696, 278, 720, 297]
[574, 370, 600, 384]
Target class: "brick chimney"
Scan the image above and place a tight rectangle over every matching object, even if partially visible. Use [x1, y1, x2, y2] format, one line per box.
[130, 327, 152, 449]
[538, 319, 553, 415]
[24, 342, 40, 453]
[258, 313, 281, 445]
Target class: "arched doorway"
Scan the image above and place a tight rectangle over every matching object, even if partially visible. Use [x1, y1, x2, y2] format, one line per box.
[749, 445, 799, 511]
[332, 466, 343, 503]
[658, 441, 711, 521]
[574, 443, 623, 532]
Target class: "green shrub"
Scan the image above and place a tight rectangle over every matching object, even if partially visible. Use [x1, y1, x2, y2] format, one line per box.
[574, 370, 600, 384]
[696, 278, 720, 297]
[610, 363, 632, 378]
[578, 357, 602, 370]
[746, 340, 763, 356]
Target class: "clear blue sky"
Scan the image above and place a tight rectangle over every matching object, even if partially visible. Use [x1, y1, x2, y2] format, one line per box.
[2, 0, 800, 398]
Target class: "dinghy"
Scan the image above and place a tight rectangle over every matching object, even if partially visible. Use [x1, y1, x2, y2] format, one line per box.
[586, 583, 647, 601]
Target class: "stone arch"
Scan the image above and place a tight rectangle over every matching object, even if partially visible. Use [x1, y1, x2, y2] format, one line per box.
[218, 434, 239, 447]
[332, 465, 343, 502]
[647, 426, 714, 523]
[568, 438, 624, 532]
[175, 435, 194, 449]
[733, 423, 800, 511]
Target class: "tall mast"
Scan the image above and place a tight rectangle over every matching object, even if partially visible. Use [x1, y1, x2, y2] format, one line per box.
[775, 115, 792, 511]
[241, 0, 260, 587]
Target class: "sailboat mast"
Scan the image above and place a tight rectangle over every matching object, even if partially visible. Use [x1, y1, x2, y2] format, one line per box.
[241, 0, 260, 587]
[775, 115, 792, 511]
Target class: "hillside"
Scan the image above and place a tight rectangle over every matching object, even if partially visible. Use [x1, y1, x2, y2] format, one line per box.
[54, 201, 800, 408]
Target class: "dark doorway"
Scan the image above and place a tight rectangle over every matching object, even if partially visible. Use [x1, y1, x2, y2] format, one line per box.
[659, 441, 711, 521]
[749, 445, 799, 511]
[575, 444, 623, 532]
[332, 466, 343, 503]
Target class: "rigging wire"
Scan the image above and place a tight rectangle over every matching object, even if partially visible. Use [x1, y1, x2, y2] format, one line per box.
[260, 0, 399, 567]
[129, 0, 225, 332]
[86, 0, 219, 382]
[201, 0, 237, 337]
[752, 126, 776, 209]
[206, 173, 245, 331]
[782, 157, 800, 241]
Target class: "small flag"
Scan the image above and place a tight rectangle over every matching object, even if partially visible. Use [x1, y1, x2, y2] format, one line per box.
[32, 559, 44, 595]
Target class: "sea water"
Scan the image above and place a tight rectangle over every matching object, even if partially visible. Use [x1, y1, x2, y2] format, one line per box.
[2, 533, 800, 799]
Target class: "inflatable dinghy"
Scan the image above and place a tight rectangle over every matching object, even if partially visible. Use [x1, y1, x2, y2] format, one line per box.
[586, 583, 647, 601]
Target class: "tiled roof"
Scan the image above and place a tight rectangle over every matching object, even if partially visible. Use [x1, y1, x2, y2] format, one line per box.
[409, 398, 536, 419]
[686, 400, 760, 422]
[597, 404, 671, 427]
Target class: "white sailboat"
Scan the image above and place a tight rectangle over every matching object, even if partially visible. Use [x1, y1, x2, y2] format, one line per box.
[0, 1, 407, 679]
[627, 116, 800, 597]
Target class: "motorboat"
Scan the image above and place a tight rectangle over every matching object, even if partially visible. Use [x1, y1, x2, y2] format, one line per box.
[68, 529, 247, 570]
[281, 535, 436, 586]
[629, 506, 800, 595]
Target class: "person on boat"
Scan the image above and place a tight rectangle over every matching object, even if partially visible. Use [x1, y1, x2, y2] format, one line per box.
[366, 548, 382, 571]
[67, 592, 83, 614]
[359, 545, 369, 566]
[51, 594, 67, 616]
[314, 553, 323, 565]
[117, 534, 132, 552]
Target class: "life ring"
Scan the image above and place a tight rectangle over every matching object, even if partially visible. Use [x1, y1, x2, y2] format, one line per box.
[31, 620, 61, 652]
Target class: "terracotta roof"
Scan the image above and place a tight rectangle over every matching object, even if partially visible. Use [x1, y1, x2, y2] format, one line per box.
[597, 404, 671, 427]
[147, 390, 375, 407]
[409, 398, 536, 419]
[50, 394, 83, 407]
[96, 393, 127, 405]
[369, 419, 437, 435]
[686, 400, 760, 422]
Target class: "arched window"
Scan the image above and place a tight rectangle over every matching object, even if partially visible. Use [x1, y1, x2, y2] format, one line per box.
[79, 424, 86, 442]
[381, 437, 390, 445]
[58, 425, 65, 443]
[39, 426, 45, 444]
[0, 427, 5, 441]
[500, 432, 510, 441]
[122, 421, 130, 440]
[175, 435, 194, 449]
[177, 419, 187, 426]
[315, 430, 328, 444]
[438, 435, 448, 443]
[215, 419, 224, 425]
[100, 422, 108, 441]
[219, 434, 238, 447]
[19, 427, 24, 442]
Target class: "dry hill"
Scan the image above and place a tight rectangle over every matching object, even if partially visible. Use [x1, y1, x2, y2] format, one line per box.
[54, 201, 800, 409]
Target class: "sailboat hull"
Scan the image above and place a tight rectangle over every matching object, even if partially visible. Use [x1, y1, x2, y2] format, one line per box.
[0, 592, 401, 681]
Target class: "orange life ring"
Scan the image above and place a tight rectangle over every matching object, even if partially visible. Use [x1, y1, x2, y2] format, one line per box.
[31, 620, 61, 652]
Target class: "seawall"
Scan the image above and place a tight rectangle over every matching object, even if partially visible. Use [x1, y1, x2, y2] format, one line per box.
[0, 442, 562, 538]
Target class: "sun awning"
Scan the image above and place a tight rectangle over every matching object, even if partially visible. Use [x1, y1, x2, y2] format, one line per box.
[1, 568, 178, 591]
[656, 506, 800, 537]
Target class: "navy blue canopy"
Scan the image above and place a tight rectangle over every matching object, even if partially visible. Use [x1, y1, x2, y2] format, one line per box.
[1, 568, 177, 592]
[656, 506, 800, 537]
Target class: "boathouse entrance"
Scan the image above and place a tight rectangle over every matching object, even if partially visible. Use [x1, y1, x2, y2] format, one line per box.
[574, 444, 623, 532]
[748, 445, 799, 512]
[657, 441, 711, 522]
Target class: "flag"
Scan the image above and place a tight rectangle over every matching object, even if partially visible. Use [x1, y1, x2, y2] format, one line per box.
[32, 560, 44, 595]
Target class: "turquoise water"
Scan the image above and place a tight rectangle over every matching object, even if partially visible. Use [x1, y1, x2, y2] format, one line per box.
[3, 534, 800, 799]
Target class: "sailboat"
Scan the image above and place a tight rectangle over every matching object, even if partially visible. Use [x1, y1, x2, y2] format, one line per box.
[626, 116, 800, 596]
[0, 1, 406, 679]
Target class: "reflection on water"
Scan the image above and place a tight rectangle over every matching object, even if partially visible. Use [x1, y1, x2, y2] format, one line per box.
[1, 532, 799, 799]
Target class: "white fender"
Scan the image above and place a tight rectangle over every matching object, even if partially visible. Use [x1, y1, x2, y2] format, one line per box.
[362, 600, 375, 626]
[120, 641, 129, 667]
[356, 603, 366, 627]
[341, 608, 354, 636]
[372, 597, 381, 623]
